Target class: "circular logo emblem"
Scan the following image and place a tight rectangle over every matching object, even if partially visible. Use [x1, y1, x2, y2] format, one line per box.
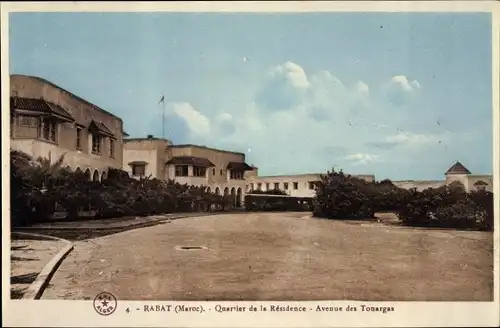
[93, 292, 117, 316]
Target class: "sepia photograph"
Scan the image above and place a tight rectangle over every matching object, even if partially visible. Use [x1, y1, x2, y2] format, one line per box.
[2, 1, 499, 327]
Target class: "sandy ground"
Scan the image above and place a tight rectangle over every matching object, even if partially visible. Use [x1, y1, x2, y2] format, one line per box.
[41, 212, 493, 301]
[10, 239, 66, 299]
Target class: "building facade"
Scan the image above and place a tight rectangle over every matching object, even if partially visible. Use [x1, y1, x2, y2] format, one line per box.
[123, 138, 254, 206]
[10, 75, 127, 181]
[393, 161, 493, 193]
[246, 173, 376, 198]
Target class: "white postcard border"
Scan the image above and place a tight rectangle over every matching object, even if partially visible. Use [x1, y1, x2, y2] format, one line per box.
[2, 2, 499, 327]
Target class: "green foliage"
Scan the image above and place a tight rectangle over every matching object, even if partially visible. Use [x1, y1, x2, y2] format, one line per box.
[312, 167, 493, 231]
[312, 169, 375, 219]
[10, 150, 235, 227]
[247, 189, 289, 196]
[397, 187, 492, 231]
[244, 195, 312, 212]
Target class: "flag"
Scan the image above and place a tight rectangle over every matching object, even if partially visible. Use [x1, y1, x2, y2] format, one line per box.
[158, 95, 165, 104]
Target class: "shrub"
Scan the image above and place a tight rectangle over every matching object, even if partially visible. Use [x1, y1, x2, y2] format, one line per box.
[248, 189, 289, 196]
[312, 166, 493, 231]
[244, 195, 312, 212]
[9, 150, 238, 226]
[313, 169, 375, 220]
[396, 186, 492, 231]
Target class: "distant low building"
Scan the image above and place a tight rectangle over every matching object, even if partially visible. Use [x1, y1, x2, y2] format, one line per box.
[10, 75, 127, 181]
[245, 173, 376, 198]
[393, 161, 493, 193]
[123, 138, 254, 206]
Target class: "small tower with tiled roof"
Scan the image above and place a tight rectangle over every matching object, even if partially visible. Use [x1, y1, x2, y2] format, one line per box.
[445, 161, 471, 175]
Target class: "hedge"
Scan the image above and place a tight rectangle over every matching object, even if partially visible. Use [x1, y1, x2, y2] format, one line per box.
[10, 150, 235, 227]
[312, 168, 493, 231]
[244, 194, 312, 212]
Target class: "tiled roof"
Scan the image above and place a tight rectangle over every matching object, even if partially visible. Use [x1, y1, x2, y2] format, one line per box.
[11, 97, 74, 121]
[128, 161, 148, 166]
[170, 144, 245, 156]
[227, 162, 253, 171]
[473, 180, 488, 186]
[166, 156, 215, 167]
[445, 161, 471, 175]
[89, 120, 115, 137]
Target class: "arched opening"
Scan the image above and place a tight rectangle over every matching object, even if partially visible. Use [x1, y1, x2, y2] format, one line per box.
[448, 180, 465, 191]
[215, 187, 220, 196]
[236, 187, 242, 207]
[92, 170, 100, 182]
[75, 167, 82, 173]
[224, 187, 229, 196]
[474, 180, 488, 191]
[206, 186, 212, 193]
[230, 187, 236, 206]
[101, 171, 107, 181]
[84, 168, 91, 180]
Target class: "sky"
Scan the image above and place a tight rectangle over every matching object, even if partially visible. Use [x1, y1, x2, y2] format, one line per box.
[9, 12, 493, 180]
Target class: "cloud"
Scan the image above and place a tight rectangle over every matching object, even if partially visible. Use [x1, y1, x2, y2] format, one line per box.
[354, 81, 369, 94]
[383, 75, 422, 105]
[390, 75, 421, 92]
[269, 61, 311, 89]
[167, 102, 211, 137]
[344, 153, 381, 165]
[138, 61, 472, 179]
[214, 112, 236, 136]
[256, 61, 310, 110]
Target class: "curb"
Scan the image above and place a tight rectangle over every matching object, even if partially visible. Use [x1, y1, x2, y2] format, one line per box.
[14, 212, 226, 232]
[12, 232, 74, 300]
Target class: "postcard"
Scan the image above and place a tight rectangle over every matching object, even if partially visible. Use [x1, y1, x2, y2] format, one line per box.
[2, 1, 499, 327]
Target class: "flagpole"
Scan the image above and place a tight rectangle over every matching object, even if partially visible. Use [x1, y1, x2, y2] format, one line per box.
[162, 99, 165, 138]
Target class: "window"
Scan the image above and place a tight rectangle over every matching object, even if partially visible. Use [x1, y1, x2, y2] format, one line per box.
[274, 182, 279, 190]
[309, 181, 320, 190]
[109, 139, 115, 158]
[42, 118, 50, 139]
[230, 170, 244, 180]
[293, 182, 298, 190]
[257, 183, 262, 191]
[175, 165, 189, 177]
[284, 182, 289, 190]
[220, 169, 223, 176]
[132, 164, 146, 177]
[193, 166, 206, 177]
[39, 118, 57, 142]
[18, 116, 32, 126]
[92, 134, 102, 154]
[76, 127, 82, 149]
[250, 183, 254, 190]
[212, 168, 216, 175]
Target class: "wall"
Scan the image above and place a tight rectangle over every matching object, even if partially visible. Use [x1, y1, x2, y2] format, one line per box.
[392, 180, 445, 191]
[246, 172, 376, 198]
[10, 75, 124, 171]
[169, 145, 247, 194]
[466, 175, 493, 192]
[170, 145, 245, 185]
[11, 139, 111, 181]
[444, 174, 470, 191]
[122, 138, 170, 179]
[246, 174, 321, 198]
